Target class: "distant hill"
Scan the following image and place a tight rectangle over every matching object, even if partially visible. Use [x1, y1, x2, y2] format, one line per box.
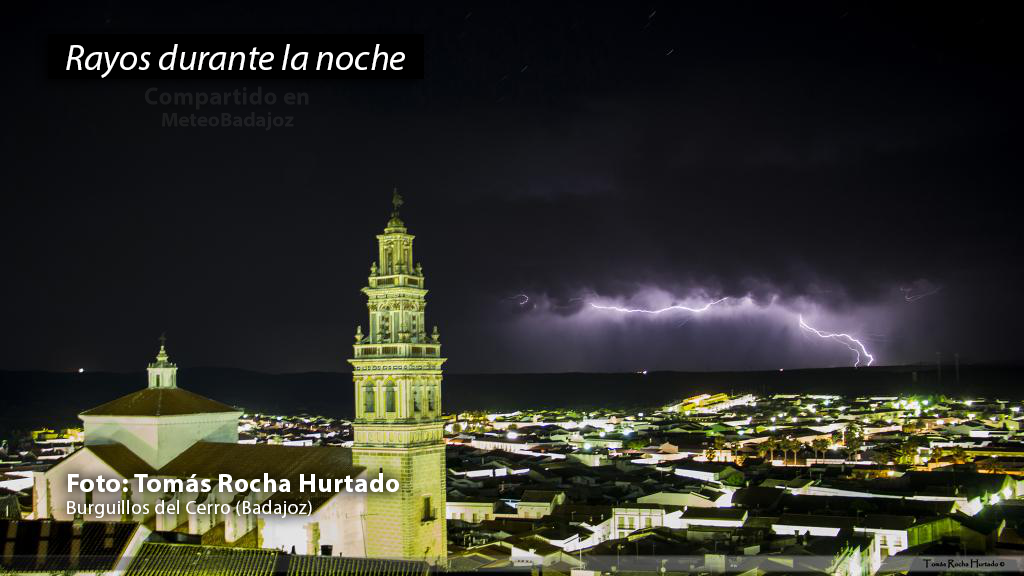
[2, 364, 1021, 434]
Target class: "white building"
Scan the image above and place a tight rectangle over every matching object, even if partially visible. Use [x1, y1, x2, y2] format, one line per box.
[33, 343, 371, 557]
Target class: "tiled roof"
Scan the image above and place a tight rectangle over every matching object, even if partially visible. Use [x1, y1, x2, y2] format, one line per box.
[125, 542, 278, 576]
[286, 555, 429, 576]
[0, 519, 140, 573]
[87, 444, 157, 476]
[81, 387, 240, 417]
[860, 514, 917, 531]
[160, 442, 361, 483]
[53, 441, 364, 511]
[124, 543, 430, 576]
[519, 490, 560, 504]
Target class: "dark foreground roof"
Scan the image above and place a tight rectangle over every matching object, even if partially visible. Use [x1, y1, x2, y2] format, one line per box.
[126, 542, 278, 576]
[81, 387, 240, 417]
[287, 554, 430, 576]
[88, 443, 157, 476]
[125, 542, 430, 576]
[0, 519, 141, 573]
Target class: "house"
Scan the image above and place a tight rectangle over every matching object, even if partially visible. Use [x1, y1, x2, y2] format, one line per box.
[446, 498, 496, 523]
[678, 507, 747, 529]
[0, 519, 150, 574]
[673, 460, 744, 485]
[516, 490, 566, 519]
[638, 488, 731, 508]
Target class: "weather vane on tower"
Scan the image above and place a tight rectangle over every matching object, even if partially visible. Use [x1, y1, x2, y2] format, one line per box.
[392, 186, 403, 214]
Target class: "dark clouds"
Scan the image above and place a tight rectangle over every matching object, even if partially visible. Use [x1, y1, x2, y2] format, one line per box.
[2, 2, 1022, 373]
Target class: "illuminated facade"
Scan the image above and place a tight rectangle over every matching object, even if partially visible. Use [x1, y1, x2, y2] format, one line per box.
[350, 191, 447, 564]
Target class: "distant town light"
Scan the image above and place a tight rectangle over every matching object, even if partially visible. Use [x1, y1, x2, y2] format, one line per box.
[507, 431, 519, 440]
[78, 368, 84, 373]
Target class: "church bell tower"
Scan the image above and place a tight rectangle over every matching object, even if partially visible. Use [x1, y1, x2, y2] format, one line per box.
[350, 190, 446, 563]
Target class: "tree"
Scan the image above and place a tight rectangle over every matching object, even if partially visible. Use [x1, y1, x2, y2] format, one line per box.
[898, 437, 924, 465]
[783, 439, 802, 465]
[811, 438, 830, 461]
[874, 444, 899, 465]
[844, 423, 865, 459]
[625, 438, 648, 450]
[763, 438, 778, 463]
[713, 436, 726, 462]
[844, 422, 863, 444]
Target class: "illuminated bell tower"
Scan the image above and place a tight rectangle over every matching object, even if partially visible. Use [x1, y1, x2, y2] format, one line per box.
[350, 189, 446, 564]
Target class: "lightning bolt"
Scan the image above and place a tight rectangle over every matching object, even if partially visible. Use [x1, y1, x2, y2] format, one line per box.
[507, 293, 530, 306]
[798, 315, 875, 367]
[900, 285, 941, 302]
[589, 297, 729, 315]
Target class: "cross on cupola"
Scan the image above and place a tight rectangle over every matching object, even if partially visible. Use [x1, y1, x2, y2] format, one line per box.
[147, 333, 178, 389]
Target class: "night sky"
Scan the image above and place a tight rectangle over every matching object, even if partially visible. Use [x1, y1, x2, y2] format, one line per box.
[4, 2, 1022, 373]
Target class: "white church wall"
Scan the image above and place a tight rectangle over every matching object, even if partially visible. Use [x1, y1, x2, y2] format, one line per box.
[260, 490, 368, 556]
[41, 449, 159, 522]
[82, 412, 240, 468]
